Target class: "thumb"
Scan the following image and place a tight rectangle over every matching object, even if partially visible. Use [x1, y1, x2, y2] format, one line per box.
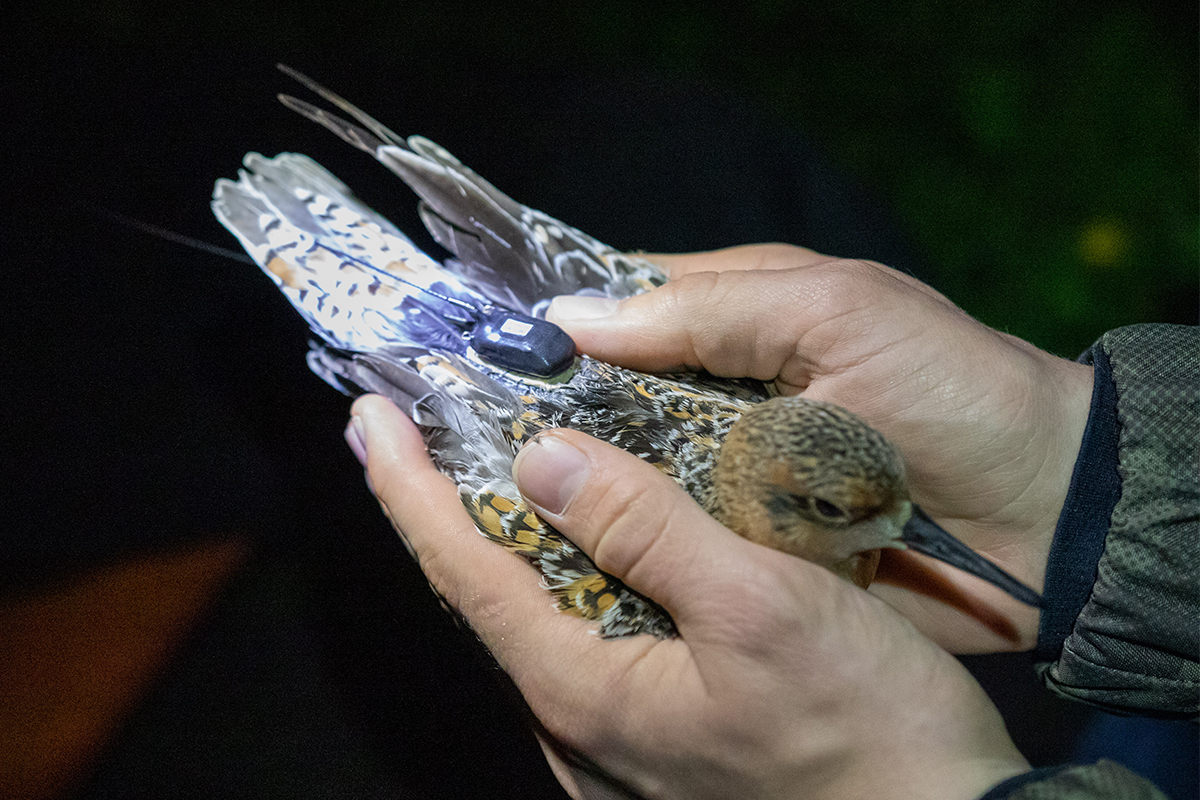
[547, 268, 804, 378]
[546, 245, 954, 388]
[545, 244, 849, 380]
[511, 427, 788, 634]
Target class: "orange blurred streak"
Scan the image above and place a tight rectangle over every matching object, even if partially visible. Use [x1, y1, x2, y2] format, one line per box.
[0, 538, 251, 800]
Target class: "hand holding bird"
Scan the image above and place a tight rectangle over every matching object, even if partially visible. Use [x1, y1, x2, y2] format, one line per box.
[349, 245, 1090, 797]
[215, 67, 1049, 644]
[352, 393, 1034, 800]
[544, 252, 1094, 652]
[212, 66, 1104, 800]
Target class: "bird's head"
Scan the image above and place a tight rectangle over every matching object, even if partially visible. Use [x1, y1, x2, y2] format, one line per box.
[713, 396, 912, 589]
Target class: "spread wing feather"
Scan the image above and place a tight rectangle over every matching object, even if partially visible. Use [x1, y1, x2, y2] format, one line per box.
[214, 148, 678, 637]
[275, 66, 668, 314]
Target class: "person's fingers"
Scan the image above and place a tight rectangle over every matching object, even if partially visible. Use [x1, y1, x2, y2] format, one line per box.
[351, 397, 623, 670]
[350, 393, 682, 727]
[644, 243, 833, 279]
[512, 427, 844, 647]
[548, 267, 810, 378]
[546, 249, 954, 387]
[350, 396, 545, 620]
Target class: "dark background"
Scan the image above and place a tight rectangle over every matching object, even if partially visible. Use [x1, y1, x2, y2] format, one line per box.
[5, 2, 1197, 799]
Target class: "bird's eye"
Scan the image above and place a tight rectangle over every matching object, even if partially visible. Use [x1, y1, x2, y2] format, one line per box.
[810, 498, 847, 520]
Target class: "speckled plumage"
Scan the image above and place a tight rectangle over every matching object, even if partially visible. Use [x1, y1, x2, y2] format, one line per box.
[213, 69, 1038, 639]
[713, 397, 911, 590]
[213, 142, 774, 638]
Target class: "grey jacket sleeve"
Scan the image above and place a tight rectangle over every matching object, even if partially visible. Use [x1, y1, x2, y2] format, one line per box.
[1033, 324, 1198, 717]
[983, 324, 1196, 800]
[980, 760, 1171, 800]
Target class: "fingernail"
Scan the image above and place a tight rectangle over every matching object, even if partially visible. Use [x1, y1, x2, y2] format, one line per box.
[345, 415, 368, 467]
[513, 434, 591, 516]
[547, 295, 619, 322]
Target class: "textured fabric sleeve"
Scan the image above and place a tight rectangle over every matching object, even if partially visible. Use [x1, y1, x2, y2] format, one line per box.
[979, 761, 1169, 800]
[1034, 324, 1199, 718]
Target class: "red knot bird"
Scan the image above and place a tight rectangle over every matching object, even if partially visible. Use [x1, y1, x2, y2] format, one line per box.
[212, 67, 1040, 639]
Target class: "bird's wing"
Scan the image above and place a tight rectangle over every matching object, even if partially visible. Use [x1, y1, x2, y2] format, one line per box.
[213, 152, 527, 437]
[213, 152, 485, 354]
[214, 148, 677, 638]
[276, 67, 668, 314]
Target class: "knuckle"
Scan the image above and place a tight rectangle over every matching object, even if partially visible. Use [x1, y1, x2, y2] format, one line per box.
[655, 269, 725, 321]
[582, 465, 681, 580]
[661, 270, 769, 375]
[788, 259, 901, 348]
[650, 271, 721, 336]
[806, 258, 889, 307]
[528, 643, 657, 753]
[748, 242, 812, 270]
[545, 696, 620, 754]
[396, 527, 466, 607]
[410, 534, 529, 643]
[380, 495, 501, 624]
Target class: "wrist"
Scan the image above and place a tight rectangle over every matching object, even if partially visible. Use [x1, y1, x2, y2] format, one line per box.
[967, 344, 1093, 650]
[1033, 340, 1116, 663]
[1017, 348, 1096, 589]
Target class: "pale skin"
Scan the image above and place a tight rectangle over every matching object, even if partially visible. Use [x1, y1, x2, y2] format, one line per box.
[348, 245, 1094, 800]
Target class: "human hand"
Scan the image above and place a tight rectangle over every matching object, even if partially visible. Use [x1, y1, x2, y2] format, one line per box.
[545, 245, 1094, 653]
[349, 395, 1030, 800]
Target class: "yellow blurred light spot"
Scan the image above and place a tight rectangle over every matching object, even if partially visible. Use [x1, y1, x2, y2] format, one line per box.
[1079, 217, 1131, 268]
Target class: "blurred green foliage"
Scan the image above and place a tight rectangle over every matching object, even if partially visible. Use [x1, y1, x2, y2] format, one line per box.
[25, 0, 1198, 356]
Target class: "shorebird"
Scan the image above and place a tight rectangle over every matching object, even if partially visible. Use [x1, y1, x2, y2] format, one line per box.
[212, 67, 1040, 638]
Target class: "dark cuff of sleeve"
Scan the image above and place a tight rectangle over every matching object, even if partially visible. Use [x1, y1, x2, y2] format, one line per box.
[978, 766, 1073, 800]
[1033, 344, 1122, 663]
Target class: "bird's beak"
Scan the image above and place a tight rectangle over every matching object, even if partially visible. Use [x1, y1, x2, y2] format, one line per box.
[900, 506, 1042, 607]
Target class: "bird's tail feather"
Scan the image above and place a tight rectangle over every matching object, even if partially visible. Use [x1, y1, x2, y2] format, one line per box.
[276, 65, 669, 315]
